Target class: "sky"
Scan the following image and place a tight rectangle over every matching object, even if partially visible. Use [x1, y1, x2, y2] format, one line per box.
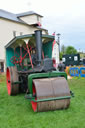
[0, 0, 85, 51]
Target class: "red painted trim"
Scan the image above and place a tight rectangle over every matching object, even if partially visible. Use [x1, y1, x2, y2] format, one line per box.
[6, 68, 11, 95]
[52, 40, 56, 51]
[26, 44, 33, 69]
[53, 58, 56, 68]
[10, 45, 34, 68]
[31, 83, 37, 112]
[42, 51, 44, 59]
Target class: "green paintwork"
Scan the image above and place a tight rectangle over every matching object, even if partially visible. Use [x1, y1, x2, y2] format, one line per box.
[5, 34, 33, 49]
[26, 95, 71, 102]
[6, 46, 28, 67]
[6, 48, 15, 67]
[6, 41, 54, 67]
[28, 71, 67, 94]
[12, 81, 22, 84]
[43, 41, 53, 58]
[5, 34, 54, 49]
[6, 33, 54, 67]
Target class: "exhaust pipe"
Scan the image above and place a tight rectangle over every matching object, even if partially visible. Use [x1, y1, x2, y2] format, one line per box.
[35, 30, 42, 65]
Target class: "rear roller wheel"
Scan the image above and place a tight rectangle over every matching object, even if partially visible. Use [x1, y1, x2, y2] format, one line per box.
[31, 77, 70, 112]
[6, 66, 19, 95]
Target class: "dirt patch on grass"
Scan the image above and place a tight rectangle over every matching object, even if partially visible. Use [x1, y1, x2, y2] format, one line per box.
[0, 74, 6, 83]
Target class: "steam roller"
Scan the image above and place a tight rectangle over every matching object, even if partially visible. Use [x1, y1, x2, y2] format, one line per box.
[5, 30, 73, 112]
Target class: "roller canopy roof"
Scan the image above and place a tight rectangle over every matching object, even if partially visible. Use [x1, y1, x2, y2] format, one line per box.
[5, 34, 55, 49]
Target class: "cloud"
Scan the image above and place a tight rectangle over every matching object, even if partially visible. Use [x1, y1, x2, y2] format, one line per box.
[42, 14, 85, 50]
[0, 0, 85, 50]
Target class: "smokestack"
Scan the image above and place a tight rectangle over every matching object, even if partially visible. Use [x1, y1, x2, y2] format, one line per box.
[35, 30, 42, 65]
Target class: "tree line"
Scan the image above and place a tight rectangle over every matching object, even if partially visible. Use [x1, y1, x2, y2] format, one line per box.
[60, 45, 77, 60]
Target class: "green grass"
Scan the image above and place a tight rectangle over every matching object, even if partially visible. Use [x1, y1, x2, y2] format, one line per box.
[0, 75, 85, 128]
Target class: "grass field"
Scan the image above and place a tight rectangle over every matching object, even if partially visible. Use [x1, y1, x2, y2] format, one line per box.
[0, 74, 85, 128]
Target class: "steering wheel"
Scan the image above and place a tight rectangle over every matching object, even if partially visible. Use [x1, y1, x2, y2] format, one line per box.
[10, 56, 20, 64]
[10, 45, 33, 65]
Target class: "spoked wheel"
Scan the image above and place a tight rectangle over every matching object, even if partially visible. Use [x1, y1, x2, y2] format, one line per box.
[10, 56, 20, 64]
[6, 66, 19, 95]
[31, 77, 70, 112]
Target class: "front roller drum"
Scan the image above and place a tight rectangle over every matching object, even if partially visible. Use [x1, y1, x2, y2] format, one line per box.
[6, 66, 19, 95]
[31, 77, 70, 112]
